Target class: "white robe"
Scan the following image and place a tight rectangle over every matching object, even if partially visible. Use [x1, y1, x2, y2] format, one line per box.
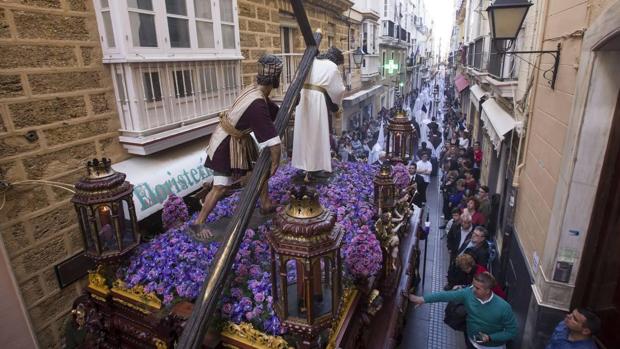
[292, 59, 345, 172]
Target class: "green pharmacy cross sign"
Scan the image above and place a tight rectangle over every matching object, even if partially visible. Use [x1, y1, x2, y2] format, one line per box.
[384, 59, 399, 74]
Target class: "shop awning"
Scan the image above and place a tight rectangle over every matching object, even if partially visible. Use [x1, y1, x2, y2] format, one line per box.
[343, 85, 384, 106]
[481, 98, 520, 152]
[470, 84, 486, 111]
[112, 139, 212, 220]
[454, 74, 469, 93]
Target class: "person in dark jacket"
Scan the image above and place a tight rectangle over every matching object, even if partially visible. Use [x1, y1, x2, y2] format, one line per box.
[449, 254, 507, 299]
[461, 226, 491, 268]
[407, 163, 426, 208]
[447, 211, 473, 260]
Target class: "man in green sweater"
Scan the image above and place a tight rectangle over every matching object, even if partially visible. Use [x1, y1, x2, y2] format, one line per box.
[406, 272, 517, 348]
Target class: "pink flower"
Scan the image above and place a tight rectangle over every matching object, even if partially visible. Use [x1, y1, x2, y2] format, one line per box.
[254, 292, 265, 303]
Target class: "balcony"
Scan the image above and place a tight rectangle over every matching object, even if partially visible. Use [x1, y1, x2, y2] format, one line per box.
[111, 60, 241, 155]
[406, 57, 414, 72]
[361, 54, 380, 81]
[272, 53, 303, 99]
[486, 40, 518, 98]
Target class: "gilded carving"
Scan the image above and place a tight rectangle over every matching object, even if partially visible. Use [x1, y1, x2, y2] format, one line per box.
[111, 279, 162, 311]
[87, 267, 110, 296]
[221, 322, 291, 349]
[153, 338, 168, 349]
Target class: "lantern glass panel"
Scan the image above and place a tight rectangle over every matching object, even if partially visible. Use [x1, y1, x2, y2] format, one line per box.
[490, 7, 529, 39]
[95, 205, 119, 253]
[286, 259, 305, 319]
[382, 186, 394, 205]
[79, 206, 97, 254]
[311, 256, 332, 317]
[119, 200, 136, 248]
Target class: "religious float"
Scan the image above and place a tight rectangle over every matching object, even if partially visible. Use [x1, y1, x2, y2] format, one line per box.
[64, 2, 423, 348]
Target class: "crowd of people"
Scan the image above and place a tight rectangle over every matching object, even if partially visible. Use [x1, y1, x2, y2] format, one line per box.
[403, 77, 601, 349]
[335, 117, 383, 162]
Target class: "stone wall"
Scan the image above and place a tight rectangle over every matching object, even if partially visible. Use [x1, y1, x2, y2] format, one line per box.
[0, 1, 128, 347]
[237, 0, 351, 87]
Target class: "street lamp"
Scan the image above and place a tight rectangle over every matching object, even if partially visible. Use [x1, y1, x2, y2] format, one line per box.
[486, 0, 561, 89]
[486, 0, 532, 40]
[352, 47, 365, 68]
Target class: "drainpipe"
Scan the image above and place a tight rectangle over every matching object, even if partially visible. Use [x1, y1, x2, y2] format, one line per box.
[512, 0, 550, 187]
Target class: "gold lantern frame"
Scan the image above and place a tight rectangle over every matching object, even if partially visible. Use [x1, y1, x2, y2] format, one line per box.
[267, 187, 344, 348]
[373, 164, 396, 214]
[385, 110, 416, 163]
[72, 158, 140, 263]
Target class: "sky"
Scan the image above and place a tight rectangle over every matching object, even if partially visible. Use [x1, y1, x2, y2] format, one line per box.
[426, 0, 456, 59]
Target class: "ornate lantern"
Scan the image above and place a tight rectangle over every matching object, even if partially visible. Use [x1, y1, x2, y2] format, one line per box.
[72, 158, 140, 263]
[267, 187, 343, 349]
[373, 164, 396, 214]
[385, 110, 415, 163]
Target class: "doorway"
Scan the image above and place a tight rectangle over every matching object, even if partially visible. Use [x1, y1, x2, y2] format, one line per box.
[572, 90, 620, 349]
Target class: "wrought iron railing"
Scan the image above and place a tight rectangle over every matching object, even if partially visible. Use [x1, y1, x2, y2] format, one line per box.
[111, 60, 241, 137]
[488, 39, 517, 80]
[272, 52, 304, 98]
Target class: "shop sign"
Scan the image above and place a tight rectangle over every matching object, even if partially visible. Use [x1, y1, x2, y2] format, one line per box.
[112, 141, 212, 220]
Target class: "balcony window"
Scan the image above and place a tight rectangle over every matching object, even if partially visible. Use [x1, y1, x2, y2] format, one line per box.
[488, 39, 516, 80]
[93, 1, 242, 155]
[94, 0, 240, 56]
[128, 0, 158, 47]
[166, 0, 190, 48]
[473, 37, 484, 70]
[220, 0, 236, 49]
[195, 0, 215, 48]
[99, 0, 115, 48]
[111, 60, 241, 155]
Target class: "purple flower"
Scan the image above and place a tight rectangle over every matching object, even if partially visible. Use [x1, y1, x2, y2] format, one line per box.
[121, 160, 381, 335]
[254, 292, 265, 303]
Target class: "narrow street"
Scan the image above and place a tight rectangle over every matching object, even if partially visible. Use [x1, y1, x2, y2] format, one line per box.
[400, 176, 467, 349]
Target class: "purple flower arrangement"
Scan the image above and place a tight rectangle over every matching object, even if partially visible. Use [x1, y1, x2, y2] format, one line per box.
[121, 160, 382, 335]
[343, 226, 383, 279]
[392, 162, 410, 192]
[162, 194, 189, 230]
[119, 225, 219, 305]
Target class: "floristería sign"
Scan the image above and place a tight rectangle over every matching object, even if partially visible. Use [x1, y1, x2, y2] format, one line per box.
[112, 140, 213, 220]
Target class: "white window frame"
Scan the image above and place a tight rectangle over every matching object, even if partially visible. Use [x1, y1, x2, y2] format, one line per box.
[92, 0, 242, 62]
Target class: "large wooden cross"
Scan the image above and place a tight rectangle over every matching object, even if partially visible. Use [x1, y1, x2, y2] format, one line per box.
[177, 1, 321, 348]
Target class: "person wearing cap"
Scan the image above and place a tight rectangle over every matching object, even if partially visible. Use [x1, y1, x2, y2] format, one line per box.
[194, 54, 283, 239]
[292, 47, 346, 182]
